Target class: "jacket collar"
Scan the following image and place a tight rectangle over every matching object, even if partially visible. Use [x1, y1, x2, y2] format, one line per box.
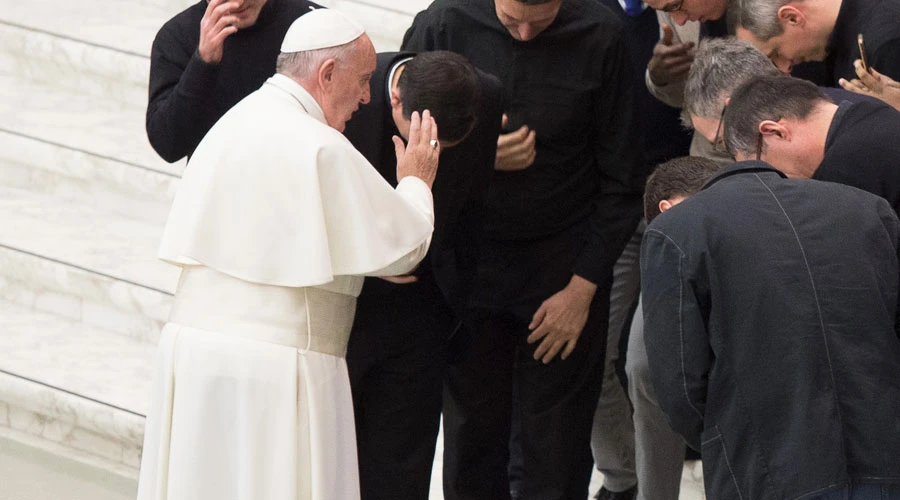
[702, 161, 787, 191]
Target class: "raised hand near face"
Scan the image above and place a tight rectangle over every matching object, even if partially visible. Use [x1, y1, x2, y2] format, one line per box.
[199, 0, 241, 64]
[648, 24, 695, 87]
[394, 110, 441, 189]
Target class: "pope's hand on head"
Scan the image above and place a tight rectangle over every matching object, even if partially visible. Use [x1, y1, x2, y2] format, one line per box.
[394, 110, 440, 189]
[648, 24, 695, 87]
[198, 0, 240, 64]
[495, 114, 536, 171]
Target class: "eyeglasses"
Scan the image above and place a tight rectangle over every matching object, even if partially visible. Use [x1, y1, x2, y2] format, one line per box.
[661, 0, 686, 13]
[756, 132, 763, 161]
[712, 104, 728, 154]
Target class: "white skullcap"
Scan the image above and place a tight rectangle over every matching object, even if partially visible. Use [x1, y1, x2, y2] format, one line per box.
[280, 8, 365, 53]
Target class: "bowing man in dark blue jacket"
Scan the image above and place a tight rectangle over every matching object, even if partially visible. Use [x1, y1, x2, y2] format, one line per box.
[642, 158, 900, 500]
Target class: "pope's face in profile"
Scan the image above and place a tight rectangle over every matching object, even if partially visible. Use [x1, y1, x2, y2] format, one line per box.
[324, 34, 377, 132]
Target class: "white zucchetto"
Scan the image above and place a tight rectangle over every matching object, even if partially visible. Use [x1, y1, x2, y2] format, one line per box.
[280, 8, 366, 53]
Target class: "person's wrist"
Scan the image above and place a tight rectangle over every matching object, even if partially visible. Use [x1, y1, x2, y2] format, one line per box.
[567, 274, 597, 299]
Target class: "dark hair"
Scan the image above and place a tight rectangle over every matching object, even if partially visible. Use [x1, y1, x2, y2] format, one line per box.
[722, 75, 829, 158]
[397, 51, 481, 145]
[644, 156, 722, 222]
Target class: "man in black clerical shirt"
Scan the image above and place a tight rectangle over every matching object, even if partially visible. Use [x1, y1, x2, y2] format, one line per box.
[723, 75, 900, 213]
[403, 1, 643, 499]
[147, 0, 317, 162]
[342, 51, 503, 500]
[732, 0, 900, 86]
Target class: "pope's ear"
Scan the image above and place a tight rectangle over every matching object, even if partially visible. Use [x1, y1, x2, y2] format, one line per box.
[318, 58, 337, 88]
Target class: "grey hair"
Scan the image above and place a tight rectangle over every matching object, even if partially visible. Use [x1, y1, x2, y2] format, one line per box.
[275, 41, 357, 80]
[722, 75, 828, 157]
[683, 37, 781, 127]
[727, 0, 792, 41]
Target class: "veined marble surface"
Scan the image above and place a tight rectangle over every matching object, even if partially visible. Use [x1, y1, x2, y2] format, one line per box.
[0, 186, 177, 294]
[1, 0, 429, 59]
[0, 23, 148, 105]
[0, 301, 153, 474]
[316, 0, 423, 51]
[0, 252, 171, 344]
[1, 0, 178, 57]
[0, 130, 179, 224]
[1, 72, 174, 176]
[0, 300, 155, 414]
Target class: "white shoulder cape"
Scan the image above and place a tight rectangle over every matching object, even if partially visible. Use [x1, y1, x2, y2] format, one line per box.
[158, 74, 434, 288]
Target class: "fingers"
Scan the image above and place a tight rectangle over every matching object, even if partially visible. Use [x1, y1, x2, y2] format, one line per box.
[199, 0, 240, 63]
[838, 77, 864, 93]
[429, 111, 439, 147]
[654, 40, 693, 58]
[661, 23, 674, 45]
[501, 113, 509, 130]
[407, 110, 422, 145]
[532, 337, 565, 364]
[666, 60, 694, 78]
[418, 109, 433, 148]
[529, 304, 547, 331]
[560, 339, 577, 361]
[392, 135, 406, 163]
[867, 65, 898, 87]
[856, 61, 884, 90]
[497, 126, 535, 155]
[495, 127, 536, 171]
[497, 124, 530, 148]
[204, 0, 224, 18]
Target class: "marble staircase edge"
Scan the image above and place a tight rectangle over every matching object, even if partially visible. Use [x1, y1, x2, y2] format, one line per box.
[0, 371, 144, 478]
[0, 243, 172, 345]
[2, 75, 175, 180]
[0, 21, 149, 105]
[316, 0, 414, 51]
[0, 130, 179, 223]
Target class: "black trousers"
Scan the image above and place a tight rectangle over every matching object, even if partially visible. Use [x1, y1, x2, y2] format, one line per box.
[347, 275, 455, 500]
[443, 225, 611, 500]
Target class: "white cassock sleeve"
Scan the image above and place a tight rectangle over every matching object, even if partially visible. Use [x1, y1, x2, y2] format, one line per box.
[363, 176, 434, 277]
[158, 84, 435, 288]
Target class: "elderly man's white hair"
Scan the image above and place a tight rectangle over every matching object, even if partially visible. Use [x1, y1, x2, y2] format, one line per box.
[275, 8, 366, 80]
[683, 37, 781, 126]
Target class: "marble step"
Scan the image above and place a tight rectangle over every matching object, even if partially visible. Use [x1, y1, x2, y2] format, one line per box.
[0, 0, 428, 99]
[0, 185, 176, 343]
[315, 0, 428, 51]
[0, 20, 150, 105]
[0, 299, 153, 479]
[1, 72, 181, 179]
[0, 130, 178, 225]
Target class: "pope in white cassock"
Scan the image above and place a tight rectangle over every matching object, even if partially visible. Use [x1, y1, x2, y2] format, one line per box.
[136, 9, 441, 500]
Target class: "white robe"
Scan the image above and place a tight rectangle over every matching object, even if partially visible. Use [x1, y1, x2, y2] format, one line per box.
[137, 74, 435, 500]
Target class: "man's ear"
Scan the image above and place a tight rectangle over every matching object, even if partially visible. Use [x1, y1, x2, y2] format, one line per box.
[659, 199, 674, 214]
[390, 88, 402, 112]
[777, 5, 805, 28]
[318, 58, 337, 89]
[759, 119, 790, 140]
